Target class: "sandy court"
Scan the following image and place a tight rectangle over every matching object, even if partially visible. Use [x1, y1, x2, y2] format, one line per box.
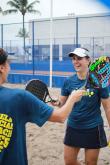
[3, 83, 110, 165]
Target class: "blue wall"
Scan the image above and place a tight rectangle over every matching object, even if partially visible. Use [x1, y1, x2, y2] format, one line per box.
[9, 60, 75, 88]
[10, 60, 75, 72]
[8, 74, 68, 88]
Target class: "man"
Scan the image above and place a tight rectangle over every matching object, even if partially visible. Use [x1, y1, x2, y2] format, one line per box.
[0, 48, 85, 165]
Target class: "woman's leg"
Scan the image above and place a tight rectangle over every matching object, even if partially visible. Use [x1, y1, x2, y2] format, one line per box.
[85, 149, 100, 165]
[64, 145, 81, 165]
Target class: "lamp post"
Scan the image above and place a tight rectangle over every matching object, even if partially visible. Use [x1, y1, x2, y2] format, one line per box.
[49, 0, 53, 88]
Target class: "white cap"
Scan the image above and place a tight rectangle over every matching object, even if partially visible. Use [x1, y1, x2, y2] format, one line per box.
[68, 48, 90, 57]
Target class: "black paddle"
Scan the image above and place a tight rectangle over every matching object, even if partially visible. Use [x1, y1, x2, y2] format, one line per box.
[25, 79, 57, 103]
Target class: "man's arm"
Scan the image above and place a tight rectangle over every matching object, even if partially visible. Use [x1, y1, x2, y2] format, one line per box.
[49, 90, 85, 123]
[101, 97, 110, 127]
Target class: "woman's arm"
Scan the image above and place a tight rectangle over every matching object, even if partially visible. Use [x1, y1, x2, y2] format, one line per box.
[101, 97, 110, 127]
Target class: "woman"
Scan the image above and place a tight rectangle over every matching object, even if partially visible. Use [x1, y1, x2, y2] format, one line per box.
[55, 48, 110, 165]
[0, 48, 85, 165]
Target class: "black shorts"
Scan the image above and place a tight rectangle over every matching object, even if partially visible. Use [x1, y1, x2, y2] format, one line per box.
[64, 125, 107, 149]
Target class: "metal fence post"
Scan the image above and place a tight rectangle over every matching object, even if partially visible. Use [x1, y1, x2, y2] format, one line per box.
[76, 17, 79, 48]
[49, 0, 53, 87]
[1, 24, 3, 48]
[32, 21, 35, 75]
[92, 37, 95, 60]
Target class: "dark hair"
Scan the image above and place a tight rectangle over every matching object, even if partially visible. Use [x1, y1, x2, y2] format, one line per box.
[0, 48, 8, 65]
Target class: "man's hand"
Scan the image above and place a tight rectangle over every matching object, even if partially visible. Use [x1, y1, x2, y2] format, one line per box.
[50, 100, 59, 107]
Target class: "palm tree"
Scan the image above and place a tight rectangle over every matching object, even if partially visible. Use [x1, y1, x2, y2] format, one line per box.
[4, 0, 40, 52]
[0, 6, 3, 13]
[16, 28, 29, 38]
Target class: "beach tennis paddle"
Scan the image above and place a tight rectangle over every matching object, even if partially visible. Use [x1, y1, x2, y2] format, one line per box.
[25, 79, 57, 103]
[80, 56, 110, 97]
[84, 56, 110, 89]
[88, 56, 110, 88]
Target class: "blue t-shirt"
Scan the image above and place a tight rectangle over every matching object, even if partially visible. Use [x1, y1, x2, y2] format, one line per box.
[0, 86, 53, 165]
[61, 74, 109, 129]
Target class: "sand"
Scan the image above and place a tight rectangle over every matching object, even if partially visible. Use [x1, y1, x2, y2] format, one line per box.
[4, 83, 110, 165]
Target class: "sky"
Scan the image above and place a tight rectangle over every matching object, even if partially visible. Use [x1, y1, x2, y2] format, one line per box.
[0, 0, 110, 24]
[99, 0, 110, 8]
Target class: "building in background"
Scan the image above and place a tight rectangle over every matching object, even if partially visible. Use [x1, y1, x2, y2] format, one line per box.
[0, 12, 110, 62]
[28, 13, 110, 61]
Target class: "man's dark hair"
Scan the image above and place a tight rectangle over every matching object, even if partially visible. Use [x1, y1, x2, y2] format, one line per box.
[0, 48, 8, 65]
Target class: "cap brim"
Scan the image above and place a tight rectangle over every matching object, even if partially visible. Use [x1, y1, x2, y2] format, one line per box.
[68, 53, 76, 57]
[68, 52, 89, 57]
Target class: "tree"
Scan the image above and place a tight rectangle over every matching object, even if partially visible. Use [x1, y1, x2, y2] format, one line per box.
[16, 28, 29, 38]
[4, 0, 40, 52]
[0, 6, 3, 13]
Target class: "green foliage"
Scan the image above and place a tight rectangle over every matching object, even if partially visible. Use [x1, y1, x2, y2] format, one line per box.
[0, 6, 3, 13]
[3, 0, 41, 50]
[16, 28, 29, 38]
[3, 0, 41, 16]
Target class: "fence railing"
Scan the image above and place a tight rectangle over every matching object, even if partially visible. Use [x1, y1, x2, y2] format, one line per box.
[0, 14, 110, 87]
